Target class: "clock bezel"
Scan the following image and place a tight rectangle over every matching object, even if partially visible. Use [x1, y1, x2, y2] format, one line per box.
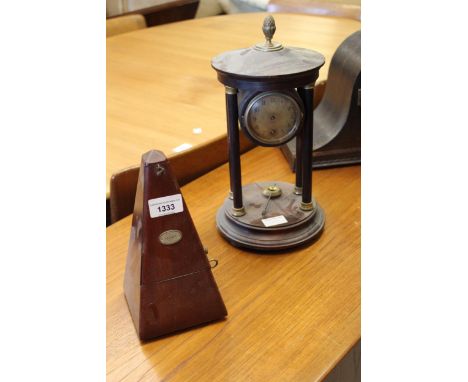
[240, 90, 304, 147]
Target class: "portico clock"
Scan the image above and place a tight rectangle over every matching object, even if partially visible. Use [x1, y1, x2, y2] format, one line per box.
[211, 15, 326, 251]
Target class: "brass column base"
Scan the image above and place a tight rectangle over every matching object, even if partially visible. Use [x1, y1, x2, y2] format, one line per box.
[300, 201, 315, 211]
[231, 206, 246, 217]
[294, 186, 303, 195]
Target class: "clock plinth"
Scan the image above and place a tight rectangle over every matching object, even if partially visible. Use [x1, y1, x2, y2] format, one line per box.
[216, 181, 325, 251]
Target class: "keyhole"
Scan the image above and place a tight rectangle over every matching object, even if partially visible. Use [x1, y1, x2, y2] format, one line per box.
[270, 115, 276, 121]
[270, 129, 276, 135]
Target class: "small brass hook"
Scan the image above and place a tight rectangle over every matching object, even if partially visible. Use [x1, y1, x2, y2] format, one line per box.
[155, 164, 165, 176]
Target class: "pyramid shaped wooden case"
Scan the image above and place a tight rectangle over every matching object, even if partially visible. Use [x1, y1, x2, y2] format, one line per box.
[124, 150, 227, 340]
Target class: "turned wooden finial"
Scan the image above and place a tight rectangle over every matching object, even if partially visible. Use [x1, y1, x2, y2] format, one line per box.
[262, 15, 276, 44]
[255, 15, 283, 52]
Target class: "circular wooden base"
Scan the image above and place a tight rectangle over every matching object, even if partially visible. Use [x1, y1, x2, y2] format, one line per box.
[216, 182, 325, 251]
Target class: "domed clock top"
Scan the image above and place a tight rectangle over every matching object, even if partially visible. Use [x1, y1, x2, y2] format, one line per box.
[211, 15, 325, 78]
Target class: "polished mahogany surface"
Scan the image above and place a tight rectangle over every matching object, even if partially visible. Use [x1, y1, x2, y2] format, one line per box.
[123, 150, 227, 340]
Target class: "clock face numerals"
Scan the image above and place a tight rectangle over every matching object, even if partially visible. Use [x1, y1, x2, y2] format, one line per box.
[243, 92, 302, 146]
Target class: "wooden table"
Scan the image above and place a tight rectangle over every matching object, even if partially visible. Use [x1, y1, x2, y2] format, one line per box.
[107, 146, 360, 381]
[107, 13, 361, 195]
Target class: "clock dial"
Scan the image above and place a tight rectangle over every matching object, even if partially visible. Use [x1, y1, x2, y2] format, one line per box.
[243, 92, 302, 146]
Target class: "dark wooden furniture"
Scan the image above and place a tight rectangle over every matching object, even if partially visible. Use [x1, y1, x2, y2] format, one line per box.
[123, 150, 227, 340]
[281, 30, 361, 170]
[107, 0, 200, 27]
[267, 0, 361, 21]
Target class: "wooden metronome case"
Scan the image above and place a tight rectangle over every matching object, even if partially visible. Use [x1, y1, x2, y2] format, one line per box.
[124, 150, 227, 340]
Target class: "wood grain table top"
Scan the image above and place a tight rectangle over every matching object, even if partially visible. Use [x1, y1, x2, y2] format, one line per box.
[106, 13, 361, 195]
[107, 146, 361, 381]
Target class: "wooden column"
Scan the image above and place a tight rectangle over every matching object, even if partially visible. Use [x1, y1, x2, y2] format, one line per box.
[225, 86, 245, 216]
[299, 84, 315, 210]
[295, 87, 305, 194]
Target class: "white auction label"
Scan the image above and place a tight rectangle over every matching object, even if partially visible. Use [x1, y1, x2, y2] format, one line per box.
[261, 215, 288, 227]
[148, 194, 184, 218]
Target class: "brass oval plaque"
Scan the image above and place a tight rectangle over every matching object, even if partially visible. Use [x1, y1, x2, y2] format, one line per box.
[159, 230, 182, 245]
